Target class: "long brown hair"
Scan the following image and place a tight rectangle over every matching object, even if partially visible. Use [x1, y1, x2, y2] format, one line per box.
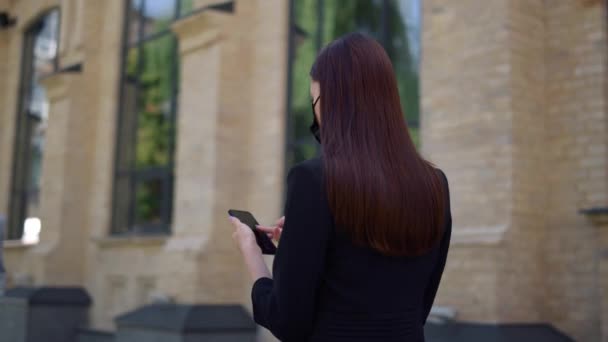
[310, 33, 447, 257]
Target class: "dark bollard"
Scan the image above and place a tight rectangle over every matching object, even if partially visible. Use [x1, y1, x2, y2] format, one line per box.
[0, 286, 91, 342]
[115, 304, 256, 342]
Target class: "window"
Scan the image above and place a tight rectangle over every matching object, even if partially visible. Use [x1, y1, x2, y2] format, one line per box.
[112, 0, 193, 235]
[285, 0, 421, 168]
[7, 10, 60, 240]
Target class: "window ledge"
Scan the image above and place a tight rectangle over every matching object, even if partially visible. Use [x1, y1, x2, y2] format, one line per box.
[580, 207, 608, 225]
[93, 235, 170, 248]
[580, 207, 608, 216]
[2, 240, 35, 249]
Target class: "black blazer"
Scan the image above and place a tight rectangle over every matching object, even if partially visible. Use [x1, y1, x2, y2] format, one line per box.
[252, 157, 452, 342]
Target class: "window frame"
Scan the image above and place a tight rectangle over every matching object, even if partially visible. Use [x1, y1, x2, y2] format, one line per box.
[110, 0, 183, 236]
[284, 0, 421, 172]
[6, 8, 61, 240]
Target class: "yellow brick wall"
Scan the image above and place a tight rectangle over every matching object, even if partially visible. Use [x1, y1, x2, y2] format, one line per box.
[544, 1, 607, 340]
[498, 0, 546, 322]
[421, 0, 513, 321]
[422, 0, 607, 340]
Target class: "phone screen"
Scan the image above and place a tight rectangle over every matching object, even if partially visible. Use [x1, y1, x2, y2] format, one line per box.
[228, 209, 277, 255]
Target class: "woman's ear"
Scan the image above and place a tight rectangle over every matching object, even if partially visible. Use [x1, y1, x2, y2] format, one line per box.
[311, 81, 321, 121]
[310, 80, 321, 101]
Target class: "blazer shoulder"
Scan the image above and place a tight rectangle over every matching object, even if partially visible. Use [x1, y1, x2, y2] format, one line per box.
[435, 167, 448, 182]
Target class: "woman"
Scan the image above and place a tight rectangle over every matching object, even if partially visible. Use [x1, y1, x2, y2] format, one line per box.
[230, 33, 451, 342]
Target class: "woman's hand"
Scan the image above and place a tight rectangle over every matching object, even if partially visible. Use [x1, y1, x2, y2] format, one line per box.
[230, 216, 271, 281]
[230, 216, 259, 254]
[256, 216, 284, 242]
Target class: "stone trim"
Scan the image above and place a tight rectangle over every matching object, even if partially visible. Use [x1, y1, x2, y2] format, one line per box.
[13, 2, 59, 31]
[38, 72, 79, 102]
[92, 235, 169, 249]
[580, 207, 608, 225]
[451, 224, 508, 246]
[56, 0, 85, 77]
[2, 240, 34, 249]
[171, 10, 230, 55]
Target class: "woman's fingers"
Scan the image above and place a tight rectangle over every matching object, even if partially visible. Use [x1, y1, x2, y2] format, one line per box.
[229, 217, 241, 229]
[256, 225, 275, 233]
[257, 220, 284, 242]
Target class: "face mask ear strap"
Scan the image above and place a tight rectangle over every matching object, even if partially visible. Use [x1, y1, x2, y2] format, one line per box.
[310, 96, 322, 144]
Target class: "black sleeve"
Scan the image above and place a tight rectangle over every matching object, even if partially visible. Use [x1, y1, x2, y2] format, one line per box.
[422, 170, 452, 324]
[251, 163, 331, 341]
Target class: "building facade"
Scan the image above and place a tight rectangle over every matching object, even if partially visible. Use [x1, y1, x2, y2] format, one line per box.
[0, 0, 607, 341]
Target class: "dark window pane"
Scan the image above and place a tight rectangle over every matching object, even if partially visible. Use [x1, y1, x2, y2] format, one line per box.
[386, 0, 420, 128]
[142, 0, 177, 37]
[8, 194, 26, 240]
[324, 0, 383, 43]
[293, 143, 318, 165]
[11, 119, 31, 193]
[112, 175, 133, 234]
[289, 0, 319, 144]
[134, 178, 164, 226]
[288, 0, 385, 146]
[409, 126, 419, 146]
[134, 36, 176, 169]
[285, 149, 295, 170]
[9, 114, 31, 239]
[179, 0, 194, 17]
[294, 105, 314, 140]
[286, 0, 422, 165]
[128, 0, 144, 45]
[116, 72, 139, 173]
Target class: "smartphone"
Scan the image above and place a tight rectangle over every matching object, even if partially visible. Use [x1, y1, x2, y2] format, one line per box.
[228, 209, 277, 255]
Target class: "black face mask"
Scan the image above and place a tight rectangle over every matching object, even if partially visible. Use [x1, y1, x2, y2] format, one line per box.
[310, 96, 321, 143]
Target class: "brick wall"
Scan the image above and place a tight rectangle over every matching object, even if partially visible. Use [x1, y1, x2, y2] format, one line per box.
[421, 0, 513, 321]
[544, 1, 607, 340]
[498, 0, 546, 322]
[422, 0, 608, 340]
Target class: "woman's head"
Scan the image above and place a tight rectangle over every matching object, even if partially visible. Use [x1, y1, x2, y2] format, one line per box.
[309, 33, 404, 145]
[309, 33, 446, 257]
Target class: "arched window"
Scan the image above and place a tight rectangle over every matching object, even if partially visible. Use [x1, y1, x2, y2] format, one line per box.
[7, 9, 60, 240]
[285, 0, 421, 168]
